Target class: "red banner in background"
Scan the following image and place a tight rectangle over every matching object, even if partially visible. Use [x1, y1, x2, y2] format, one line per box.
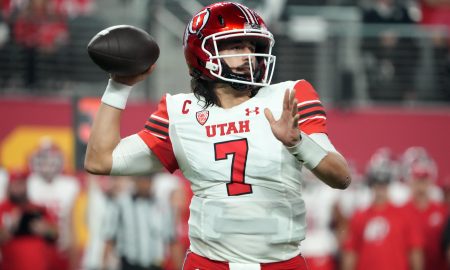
[0, 97, 74, 172]
[0, 97, 156, 173]
[327, 106, 450, 187]
[0, 97, 449, 186]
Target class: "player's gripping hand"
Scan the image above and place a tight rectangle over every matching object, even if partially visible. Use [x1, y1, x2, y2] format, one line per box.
[264, 89, 301, 147]
[111, 64, 156, 86]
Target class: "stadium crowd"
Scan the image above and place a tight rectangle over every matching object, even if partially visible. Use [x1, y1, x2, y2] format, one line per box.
[0, 0, 449, 102]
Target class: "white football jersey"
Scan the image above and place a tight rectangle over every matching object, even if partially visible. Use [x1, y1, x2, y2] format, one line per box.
[27, 173, 80, 250]
[138, 80, 327, 263]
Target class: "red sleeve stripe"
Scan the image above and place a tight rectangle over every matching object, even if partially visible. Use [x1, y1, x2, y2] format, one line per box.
[141, 129, 167, 140]
[298, 115, 327, 124]
[150, 114, 169, 123]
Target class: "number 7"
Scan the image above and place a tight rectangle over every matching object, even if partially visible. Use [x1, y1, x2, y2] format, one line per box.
[214, 138, 252, 196]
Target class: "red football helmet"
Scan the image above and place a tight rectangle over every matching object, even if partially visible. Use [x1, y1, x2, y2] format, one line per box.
[400, 146, 437, 182]
[29, 138, 64, 181]
[183, 2, 276, 87]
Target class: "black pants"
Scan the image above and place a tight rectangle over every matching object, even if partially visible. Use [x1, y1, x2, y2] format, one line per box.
[120, 257, 163, 270]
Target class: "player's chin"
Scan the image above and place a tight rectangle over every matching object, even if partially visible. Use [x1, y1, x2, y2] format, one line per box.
[234, 69, 252, 76]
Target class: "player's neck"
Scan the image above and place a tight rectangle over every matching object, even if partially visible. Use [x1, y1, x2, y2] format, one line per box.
[214, 83, 252, 109]
[412, 194, 430, 210]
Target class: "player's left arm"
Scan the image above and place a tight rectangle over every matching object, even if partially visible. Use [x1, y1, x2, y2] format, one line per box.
[265, 87, 351, 189]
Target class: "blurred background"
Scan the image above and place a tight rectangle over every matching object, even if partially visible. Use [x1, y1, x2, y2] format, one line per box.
[0, 0, 449, 270]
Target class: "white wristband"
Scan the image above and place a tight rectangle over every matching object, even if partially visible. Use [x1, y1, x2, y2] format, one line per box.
[101, 79, 133, 110]
[287, 132, 328, 170]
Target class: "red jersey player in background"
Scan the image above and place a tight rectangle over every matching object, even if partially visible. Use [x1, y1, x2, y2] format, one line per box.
[0, 169, 58, 270]
[341, 148, 424, 270]
[85, 2, 351, 270]
[27, 139, 80, 270]
[400, 147, 449, 270]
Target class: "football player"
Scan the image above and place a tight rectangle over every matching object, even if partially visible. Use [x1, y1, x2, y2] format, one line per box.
[85, 2, 351, 269]
[27, 139, 80, 269]
[341, 148, 424, 270]
[401, 148, 448, 270]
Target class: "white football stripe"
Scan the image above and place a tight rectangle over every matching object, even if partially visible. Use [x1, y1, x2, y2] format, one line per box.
[233, 3, 253, 24]
[241, 4, 257, 24]
[149, 132, 167, 140]
[246, 5, 259, 23]
[298, 115, 327, 124]
[150, 114, 169, 123]
[297, 100, 321, 107]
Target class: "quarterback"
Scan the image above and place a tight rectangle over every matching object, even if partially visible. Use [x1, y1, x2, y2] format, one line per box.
[85, 2, 351, 270]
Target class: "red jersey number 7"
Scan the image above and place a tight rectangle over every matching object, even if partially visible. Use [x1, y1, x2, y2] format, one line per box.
[214, 138, 253, 196]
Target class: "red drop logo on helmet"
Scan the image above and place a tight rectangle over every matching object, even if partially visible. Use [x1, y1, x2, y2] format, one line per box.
[188, 9, 210, 34]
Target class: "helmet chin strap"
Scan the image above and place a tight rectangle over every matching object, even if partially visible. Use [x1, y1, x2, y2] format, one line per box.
[220, 60, 263, 91]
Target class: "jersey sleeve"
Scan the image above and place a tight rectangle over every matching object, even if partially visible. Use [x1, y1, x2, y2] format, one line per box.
[137, 95, 179, 173]
[293, 80, 327, 135]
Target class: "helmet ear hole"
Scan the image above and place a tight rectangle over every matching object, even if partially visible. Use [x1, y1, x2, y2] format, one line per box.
[218, 15, 225, 26]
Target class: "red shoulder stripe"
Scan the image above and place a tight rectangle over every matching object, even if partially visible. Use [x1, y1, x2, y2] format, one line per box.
[138, 94, 178, 172]
[138, 130, 178, 172]
[293, 80, 327, 134]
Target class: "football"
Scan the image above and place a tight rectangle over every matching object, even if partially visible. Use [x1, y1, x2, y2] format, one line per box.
[87, 25, 160, 76]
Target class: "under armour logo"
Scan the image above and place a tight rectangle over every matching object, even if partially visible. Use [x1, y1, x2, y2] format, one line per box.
[245, 107, 259, 116]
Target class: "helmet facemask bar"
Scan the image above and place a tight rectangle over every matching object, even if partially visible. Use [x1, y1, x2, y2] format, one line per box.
[202, 29, 276, 87]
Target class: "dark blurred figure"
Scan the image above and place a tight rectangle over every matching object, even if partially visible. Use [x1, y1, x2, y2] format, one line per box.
[0, 169, 58, 270]
[360, 0, 420, 101]
[341, 148, 424, 270]
[419, 0, 450, 101]
[400, 147, 449, 270]
[443, 216, 450, 265]
[12, 0, 68, 90]
[0, 0, 18, 90]
[285, 0, 328, 6]
[72, 173, 129, 270]
[102, 175, 183, 270]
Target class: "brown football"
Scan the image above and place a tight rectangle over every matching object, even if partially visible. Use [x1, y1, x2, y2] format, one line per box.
[87, 25, 159, 76]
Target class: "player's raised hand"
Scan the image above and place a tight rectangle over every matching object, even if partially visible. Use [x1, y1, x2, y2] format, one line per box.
[264, 89, 301, 147]
[111, 64, 156, 86]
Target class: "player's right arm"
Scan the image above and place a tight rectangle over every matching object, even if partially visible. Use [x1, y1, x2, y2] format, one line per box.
[84, 66, 162, 175]
[84, 102, 121, 174]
